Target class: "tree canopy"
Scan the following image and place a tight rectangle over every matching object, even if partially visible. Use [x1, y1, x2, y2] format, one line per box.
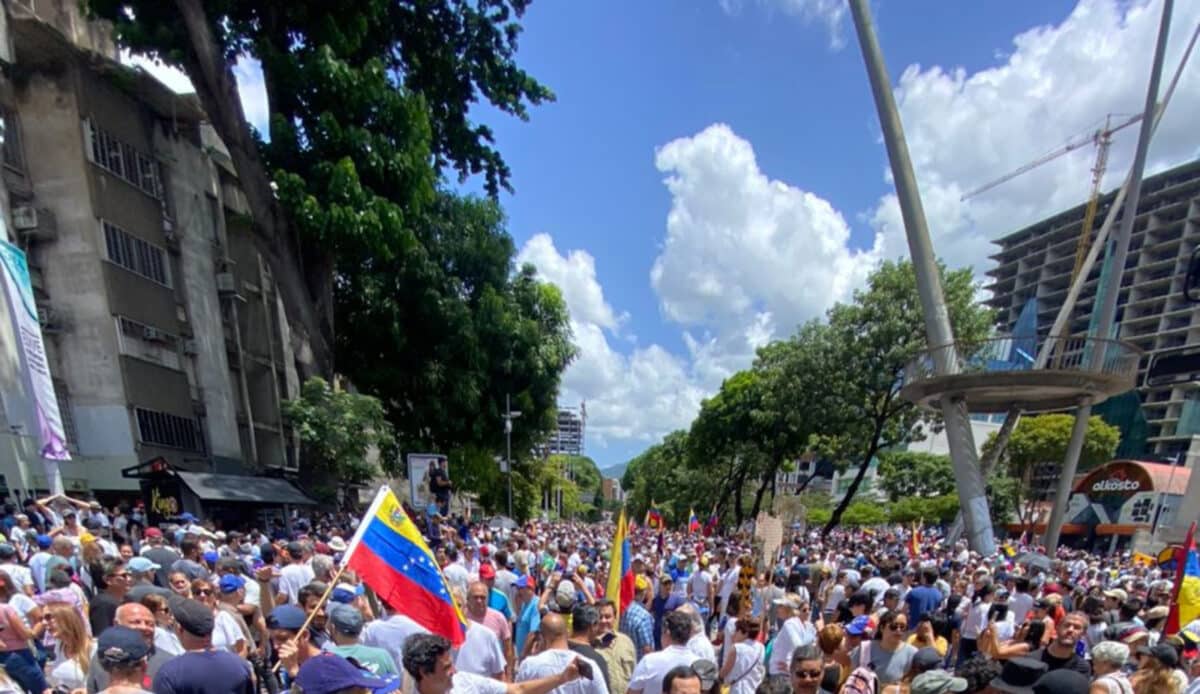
[86, 0, 575, 509]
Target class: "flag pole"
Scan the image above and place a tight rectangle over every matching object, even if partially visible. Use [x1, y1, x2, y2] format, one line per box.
[272, 485, 388, 674]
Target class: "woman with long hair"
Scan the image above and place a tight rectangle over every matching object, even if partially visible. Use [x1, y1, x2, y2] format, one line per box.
[44, 602, 92, 691]
[0, 571, 47, 693]
[834, 610, 917, 687]
[1131, 643, 1182, 694]
[190, 578, 247, 658]
[140, 593, 183, 656]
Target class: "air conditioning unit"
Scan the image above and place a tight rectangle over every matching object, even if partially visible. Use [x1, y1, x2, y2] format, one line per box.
[163, 228, 180, 251]
[216, 271, 237, 296]
[13, 206, 57, 242]
[142, 326, 163, 342]
[12, 206, 38, 230]
[182, 339, 199, 355]
[37, 304, 64, 333]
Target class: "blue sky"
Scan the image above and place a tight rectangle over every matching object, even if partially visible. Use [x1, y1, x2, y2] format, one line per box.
[132, 1, 1200, 473]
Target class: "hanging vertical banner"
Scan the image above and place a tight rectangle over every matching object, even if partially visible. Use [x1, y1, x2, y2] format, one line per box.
[0, 236, 69, 493]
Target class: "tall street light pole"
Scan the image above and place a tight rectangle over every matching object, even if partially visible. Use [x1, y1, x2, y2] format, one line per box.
[503, 394, 521, 519]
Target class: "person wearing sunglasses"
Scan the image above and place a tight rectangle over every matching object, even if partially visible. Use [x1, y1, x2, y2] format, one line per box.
[89, 557, 132, 635]
[190, 578, 248, 658]
[836, 610, 917, 686]
[789, 644, 825, 694]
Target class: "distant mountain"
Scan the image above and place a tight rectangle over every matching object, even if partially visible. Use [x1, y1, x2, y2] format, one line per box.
[600, 463, 627, 479]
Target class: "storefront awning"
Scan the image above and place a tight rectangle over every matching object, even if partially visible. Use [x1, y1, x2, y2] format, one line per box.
[1004, 523, 1087, 535]
[175, 472, 316, 506]
[1094, 523, 1147, 536]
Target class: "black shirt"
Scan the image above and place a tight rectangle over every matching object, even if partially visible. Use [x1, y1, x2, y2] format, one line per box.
[89, 591, 120, 635]
[429, 469, 451, 500]
[1031, 647, 1091, 676]
[143, 546, 182, 586]
[568, 641, 612, 691]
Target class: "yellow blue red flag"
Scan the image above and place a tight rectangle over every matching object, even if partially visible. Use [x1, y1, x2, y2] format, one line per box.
[1167, 521, 1200, 636]
[343, 486, 469, 645]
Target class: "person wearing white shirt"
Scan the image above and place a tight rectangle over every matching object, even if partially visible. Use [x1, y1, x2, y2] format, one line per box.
[687, 562, 713, 617]
[958, 583, 994, 663]
[362, 612, 429, 671]
[516, 613, 608, 694]
[456, 621, 507, 679]
[1009, 577, 1035, 625]
[720, 619, 764, 694]
[767, 594, 817, 676]
[627, 612, 699, 694]
[403, 632, 587, 694]
[444, 547, 472, 597]
[0, 545, 33, 596]
[675, 604, 715, 663]
[278, 541, 316, 605]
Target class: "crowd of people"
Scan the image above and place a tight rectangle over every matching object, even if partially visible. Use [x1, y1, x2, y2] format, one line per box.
[0, 493, 1195, 694]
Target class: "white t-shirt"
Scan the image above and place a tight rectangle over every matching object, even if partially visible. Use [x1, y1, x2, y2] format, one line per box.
[628, 645, 697, 694]
[1010, 592, 1035, 625]
[278, 563, 315, 605]
[687, 633, 716, 663]
[517, 647, 608, 694]
[689, 571, 712, 602]
[362, 614, 429, 670]
[0, 563, 32, 594]
[768, 617, 816, 675]
[451, 671, 509, 694]
[211, 609, 245, 652]
[727, 641, 765, 694]
[961, 601, 991, 640]
[455, 623, 506, 678]
[445, 563, 471, 598]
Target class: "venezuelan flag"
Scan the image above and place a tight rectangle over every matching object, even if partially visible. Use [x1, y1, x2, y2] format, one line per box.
[908, 521, 921, 557]
[645, 505, 663, 530]
[343, 487, 468, 645]
[606, 509, 635, 627]
[688, 508, 700, 534]
[1167, 521, 1200, 636]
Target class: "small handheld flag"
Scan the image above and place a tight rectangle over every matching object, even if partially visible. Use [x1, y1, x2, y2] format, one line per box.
[342, 487, 468, 645]
[688, 508, 701, 534]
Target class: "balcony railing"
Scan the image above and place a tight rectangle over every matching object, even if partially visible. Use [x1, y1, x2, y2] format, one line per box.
[902, 336, 1143, 389]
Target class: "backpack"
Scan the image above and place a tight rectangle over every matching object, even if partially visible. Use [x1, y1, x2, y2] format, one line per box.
[839, 643, 877, 694]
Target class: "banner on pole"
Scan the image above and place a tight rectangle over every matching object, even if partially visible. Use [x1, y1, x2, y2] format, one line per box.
[0, 237, 68, 493]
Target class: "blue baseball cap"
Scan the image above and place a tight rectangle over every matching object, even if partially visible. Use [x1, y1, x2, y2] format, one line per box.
[295, 654, 387, 694]
[267, 605, 307, 631]
[330, 583, 363, 604]
[35, 535, 52, 549]
[202, 551, 219, 564]
[179, 512, 198, 522]
[514, 575, 533, 590]
[128, 557, 160, 573]
[219, 574, 245, 594]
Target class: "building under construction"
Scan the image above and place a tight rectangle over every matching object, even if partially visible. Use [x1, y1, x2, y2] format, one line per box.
[986, 158, 1200, 460]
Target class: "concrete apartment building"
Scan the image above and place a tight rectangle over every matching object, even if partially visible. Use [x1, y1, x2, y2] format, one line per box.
[986, 158, 1200, 460]
[539, 404, 586, 457]
[0, 0, 301, 501]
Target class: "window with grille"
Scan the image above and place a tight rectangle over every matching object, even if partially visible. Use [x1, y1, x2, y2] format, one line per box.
[101, 221, 171, 286]
[52, 380, 77, 445]
[84, 120, 164, 200]
[2, 109, 24, 173]
[135, 407, 204, 452]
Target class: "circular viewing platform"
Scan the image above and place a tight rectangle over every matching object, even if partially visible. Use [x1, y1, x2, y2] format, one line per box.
[900, 336, 1142, 413]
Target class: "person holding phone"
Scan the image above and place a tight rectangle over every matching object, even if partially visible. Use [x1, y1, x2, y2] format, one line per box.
[516, 613, 607, 694]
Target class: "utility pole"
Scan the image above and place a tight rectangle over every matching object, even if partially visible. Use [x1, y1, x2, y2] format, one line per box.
[848, 0, 995, 553]
[502, 394, 521, 519]
[1043, 0, 1174, 552]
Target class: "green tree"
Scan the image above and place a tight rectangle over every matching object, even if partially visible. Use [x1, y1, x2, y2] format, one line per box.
[877, 452, 957, 499]
[888, 495, 959, 523]
[841, 501, 890, 526]
[982, 413, 1120, 529]
[282, 377, 398, 501]
[815, 260, 993, 534]
[87, 0, 553, 378]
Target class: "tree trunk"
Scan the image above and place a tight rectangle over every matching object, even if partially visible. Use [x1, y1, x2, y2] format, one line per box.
[750, 469, 771, 520]
[823, 419, 886, 536]
[172, 0, 333, 378]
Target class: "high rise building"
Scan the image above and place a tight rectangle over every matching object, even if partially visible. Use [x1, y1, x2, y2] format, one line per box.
[541, 403, 586, 457]
[986, 158, 1200, 460]
[0, 0, 304, 501]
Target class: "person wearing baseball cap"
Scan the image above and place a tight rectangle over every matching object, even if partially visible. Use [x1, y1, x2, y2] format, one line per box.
[910, 669, 968, 694]
[326, 603, 400, 677]
[514, 575, 541, 656]
[152, 599, 254, 692]
[96, 625, 152, 691]
[295, 652, 399, 694]
[479, 562, 515, 621]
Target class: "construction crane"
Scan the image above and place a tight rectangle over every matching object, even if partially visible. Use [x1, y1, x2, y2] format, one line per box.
[960, 113, 1143, 283]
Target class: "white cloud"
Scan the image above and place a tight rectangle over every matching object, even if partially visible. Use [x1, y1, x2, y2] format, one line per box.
[719, 0, 848, 49]
[517, 235, 706, 446]
[121, 52, 271, 135]
[872, 0, 1200, 273]
[651, 123, 881, 383]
